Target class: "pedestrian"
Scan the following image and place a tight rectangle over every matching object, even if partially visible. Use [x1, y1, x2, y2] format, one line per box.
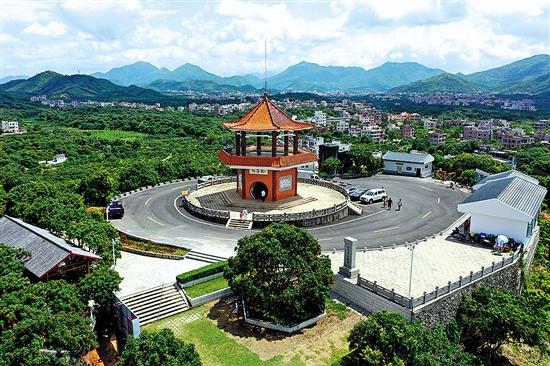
[261, 190, 266, 202]
[382, 196, 386, 208]
[397, 198, 402, 211]
[240, 207, 245, 220]
[243, 207, 248, 219]
[387, 197, 393, 210]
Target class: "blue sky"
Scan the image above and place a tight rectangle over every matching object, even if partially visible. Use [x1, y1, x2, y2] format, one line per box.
[1, 0, 549, 78]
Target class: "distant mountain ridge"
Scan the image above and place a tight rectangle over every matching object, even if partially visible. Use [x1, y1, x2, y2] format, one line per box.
[2, 71, 179, 103]
[391, 54, 550, 94]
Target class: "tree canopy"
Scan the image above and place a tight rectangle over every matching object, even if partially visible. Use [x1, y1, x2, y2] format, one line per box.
[225, 223, 333, 325]
[117, 329, 201, 366]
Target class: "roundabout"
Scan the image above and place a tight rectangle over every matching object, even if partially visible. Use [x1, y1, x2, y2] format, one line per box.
[111, 174, 468, 258]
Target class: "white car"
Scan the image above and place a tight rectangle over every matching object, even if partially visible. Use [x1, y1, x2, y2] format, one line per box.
[360, 188, 387, 204]
[198, 175, 216, 183]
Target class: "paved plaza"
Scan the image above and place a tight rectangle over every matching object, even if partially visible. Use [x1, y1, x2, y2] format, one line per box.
[328, 236, 508, 298]
[114, 251, 207, 296]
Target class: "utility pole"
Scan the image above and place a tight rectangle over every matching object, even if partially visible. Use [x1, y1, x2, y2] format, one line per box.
[408, 244, 415, 298]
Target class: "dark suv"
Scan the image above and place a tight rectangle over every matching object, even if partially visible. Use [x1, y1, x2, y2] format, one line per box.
[107, 201, 125, 219]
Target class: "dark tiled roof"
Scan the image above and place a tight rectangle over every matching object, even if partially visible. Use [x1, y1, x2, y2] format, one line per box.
[382, 151, 434, 164]
[0, 216, 101, 278]
[462, 176, 546, 219]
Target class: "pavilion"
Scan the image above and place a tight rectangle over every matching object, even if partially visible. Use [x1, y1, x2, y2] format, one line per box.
[218, 94, 317, 201]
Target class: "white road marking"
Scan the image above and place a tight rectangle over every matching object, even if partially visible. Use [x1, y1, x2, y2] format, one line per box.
[318, 237, 334, 242]
[437, 197, 440, 204]
[374, 226, 399, 233]
[144, 197, 152, 206]
[422, 211, 432, 219]
[147, 216, 165, 226]
[308, 209, 385, 231]
[204, 236, 236, 241]
[421, 186, 433, 192]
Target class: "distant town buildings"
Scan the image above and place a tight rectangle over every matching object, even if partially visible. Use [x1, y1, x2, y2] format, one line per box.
[429, 132, 446, 144]
[401, 124, 414, 137]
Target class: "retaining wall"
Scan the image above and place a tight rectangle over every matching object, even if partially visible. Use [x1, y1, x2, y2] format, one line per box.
[180, 272, 224, 288]
[188, 287, 233, 307]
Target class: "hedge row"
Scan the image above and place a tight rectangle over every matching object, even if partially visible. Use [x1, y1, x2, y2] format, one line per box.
[176, 261, 228, 284]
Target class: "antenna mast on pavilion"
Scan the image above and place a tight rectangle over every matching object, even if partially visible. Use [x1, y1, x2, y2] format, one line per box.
[264, 37, 268, 96]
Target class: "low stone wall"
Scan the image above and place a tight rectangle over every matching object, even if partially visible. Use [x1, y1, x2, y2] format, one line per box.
[188, 287, 233, 307]
[242, 303, 326, 333]
[180, 272, 224, 288]
[413, 261, 521, 327]
[332, 274, 412, 320]
[121, 246, 186, 260]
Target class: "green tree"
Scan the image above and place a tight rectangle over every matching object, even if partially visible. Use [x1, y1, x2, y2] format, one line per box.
[118, 161, 160, 192]
[225, 223, 333, 325]
[347, 311, 478, 366]
[456, 285, 549, 364]
[78, 265, 121, 306]
[0, 245, 97, 366]
[68, 216, 119, 261]
[79, 169, 117, 206]
[117, 329, 201, 366]
[321, 157, 342, 176]
[0, 186, 6, 216]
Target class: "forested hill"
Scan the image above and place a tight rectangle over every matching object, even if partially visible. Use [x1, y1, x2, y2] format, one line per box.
[2, 71, 188, 105]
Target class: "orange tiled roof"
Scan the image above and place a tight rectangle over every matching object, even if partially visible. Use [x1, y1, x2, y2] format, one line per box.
[223, 95, 313, 132]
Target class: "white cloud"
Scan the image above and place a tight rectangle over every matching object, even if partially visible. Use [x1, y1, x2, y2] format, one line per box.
[22, 21, 67, 36]
[1, 0, 548, 76]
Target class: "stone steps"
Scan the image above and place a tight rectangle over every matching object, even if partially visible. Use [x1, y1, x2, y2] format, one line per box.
[347, 201, 363, 215]
[186, 250, 227, 263]
[120, 283, 189, 326]
[226, 218, 253, 230]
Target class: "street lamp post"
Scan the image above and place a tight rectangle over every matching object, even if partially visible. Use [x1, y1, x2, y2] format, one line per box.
[408, 244, 415, 298]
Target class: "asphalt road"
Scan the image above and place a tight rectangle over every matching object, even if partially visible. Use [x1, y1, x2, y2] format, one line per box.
[111, 175, 468, 258]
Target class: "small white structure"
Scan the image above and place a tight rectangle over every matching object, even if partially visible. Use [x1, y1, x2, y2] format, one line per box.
[458, 171, 546, 244]
[48, 154, 67, 165]
[1, 120, 19, 133]
[382, 151, 434, 178]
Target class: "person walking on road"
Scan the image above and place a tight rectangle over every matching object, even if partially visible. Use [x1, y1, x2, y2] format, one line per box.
[243, 207, 248, 220]
[240, 207, 245, 220]
[382, 196, 387, 208]
[397, 198, 402, 211]
[261, 190, 266, 202]
[387, 197, 393, 210]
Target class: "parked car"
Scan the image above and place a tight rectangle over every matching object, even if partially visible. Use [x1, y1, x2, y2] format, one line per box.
[360, 188, 387, 204]
[198, 175, 216, 183]
[349, 187, 369, 201]
[107, 201, 124, 219]
[310, 174, 321, 180]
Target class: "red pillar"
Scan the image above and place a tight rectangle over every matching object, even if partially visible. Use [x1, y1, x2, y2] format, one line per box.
[284, 134, 289, 156]
[293, 131, 299, 155]
[241, 131, 247, 156]
[271, 131, 277, 157]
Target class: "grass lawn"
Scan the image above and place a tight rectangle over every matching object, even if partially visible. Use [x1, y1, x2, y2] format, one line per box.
[185, 277, 229, 298]
[144, 299, 360, 366]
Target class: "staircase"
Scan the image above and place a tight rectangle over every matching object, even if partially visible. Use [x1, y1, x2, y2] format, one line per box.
[185, 250, 227, 263]
[120, 283, 189, 326]
[225, 218, 253, 230]
[347, 201, 363, 215]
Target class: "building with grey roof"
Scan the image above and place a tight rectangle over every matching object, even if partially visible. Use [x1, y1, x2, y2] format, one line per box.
[458, 172, 546, 244]
[0, 216, 101, 279]
[382, 151, 434, 178]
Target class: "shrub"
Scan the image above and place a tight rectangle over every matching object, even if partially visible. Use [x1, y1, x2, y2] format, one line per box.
[176, 261, 228, 284]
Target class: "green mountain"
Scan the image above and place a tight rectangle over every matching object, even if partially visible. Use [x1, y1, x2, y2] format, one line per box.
[0, 75, 28, 84]
[267, 61, 443, 92]
[148, 79, 259, 94]
[390, 73, 485, 93]
[497, 74, 550, 94]
[465, 54, 550, 90]
[3, 71, 178, 103]
[92, 61, 171, 86]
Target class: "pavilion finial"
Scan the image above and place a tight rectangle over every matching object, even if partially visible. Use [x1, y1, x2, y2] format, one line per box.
[264, 37, 268, 97]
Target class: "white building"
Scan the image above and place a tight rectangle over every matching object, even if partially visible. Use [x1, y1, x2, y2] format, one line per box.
[458, 171, 546, 244]
[336, 121, 349, 132]
[362, 125, 384, 142]
[48, 154, 67, 165]
[313, 111, 327, 127]
[382, 151, 434, 178]
[1, 120, 19, 133]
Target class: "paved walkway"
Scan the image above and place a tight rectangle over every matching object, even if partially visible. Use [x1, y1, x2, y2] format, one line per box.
[328, 236, 507, 298]
[115, 251, 207, 296]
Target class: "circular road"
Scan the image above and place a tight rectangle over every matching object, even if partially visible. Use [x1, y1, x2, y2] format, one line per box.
[111, 175, 468, 258]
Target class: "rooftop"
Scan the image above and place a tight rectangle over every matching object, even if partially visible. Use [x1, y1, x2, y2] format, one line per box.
[223, 95, 314, 132]
[382, 151, 434, 164]
[473, 169, 539, 190]
[0, 216, 101, 278]
[462, 175, 546, 219]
